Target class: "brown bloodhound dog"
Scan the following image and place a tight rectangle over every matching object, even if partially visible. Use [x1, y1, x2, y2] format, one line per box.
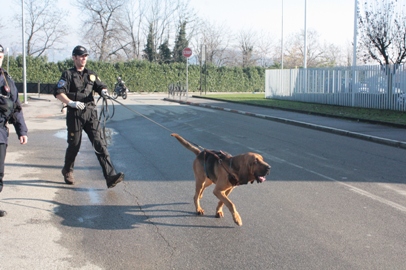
[171, 133, 271, 226]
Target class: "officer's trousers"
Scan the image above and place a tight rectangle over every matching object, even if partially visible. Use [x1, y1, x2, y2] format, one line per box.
[0, 143, 6, 192]
[63, 106, 116, 179]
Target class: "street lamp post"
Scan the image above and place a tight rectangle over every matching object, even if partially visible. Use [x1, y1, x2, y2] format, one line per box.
[6, 48, 9, 71]
[303, 0, 308, 94]
[304, 0, 307, 69]
[353, 0, 358, 67]
[351, 0, 359, 107]
[22, 0, 27, 104]
[281, 0, 284, 70]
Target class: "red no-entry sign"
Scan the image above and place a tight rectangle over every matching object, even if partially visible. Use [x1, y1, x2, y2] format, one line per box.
[182, 47, 192, 58]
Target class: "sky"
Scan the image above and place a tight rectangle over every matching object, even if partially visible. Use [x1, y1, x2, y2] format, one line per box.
[188, 0, 356, 47]
[1, 0, 356, 62]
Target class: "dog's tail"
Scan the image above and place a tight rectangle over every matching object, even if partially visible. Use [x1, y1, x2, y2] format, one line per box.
[171, 133, 201, 156]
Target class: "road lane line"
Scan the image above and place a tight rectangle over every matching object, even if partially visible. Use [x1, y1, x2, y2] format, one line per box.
[265, 153, 406, 213]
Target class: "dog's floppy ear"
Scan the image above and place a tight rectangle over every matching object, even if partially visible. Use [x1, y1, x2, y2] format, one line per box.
[234, 154, 255, 185]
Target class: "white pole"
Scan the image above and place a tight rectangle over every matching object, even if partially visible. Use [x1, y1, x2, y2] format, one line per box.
[303, 0, 307, 94]
[186, 57, 188, 99]
[22, 0, 27, 104]
[281, 0, 284, 70]
[352, 0, 358, 67]
[6, 48, 9, 71]
[281, 0, 284, 96]
[352, 0, 358, 107]
[304, 0, 307, 69]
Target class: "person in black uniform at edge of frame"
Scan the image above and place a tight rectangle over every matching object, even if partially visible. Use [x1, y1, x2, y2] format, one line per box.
[0, 44, 28, 217]
[54, 45, 124, 188]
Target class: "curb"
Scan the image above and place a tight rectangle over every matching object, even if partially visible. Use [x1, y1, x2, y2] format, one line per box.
[164, 98, 406, 150]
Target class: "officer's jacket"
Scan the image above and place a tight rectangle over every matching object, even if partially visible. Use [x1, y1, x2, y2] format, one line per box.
[0, 68, 28, 144]
[54, 67, 107, 103]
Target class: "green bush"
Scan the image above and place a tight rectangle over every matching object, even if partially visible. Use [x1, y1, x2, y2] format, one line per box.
[6, 56, 266, 93]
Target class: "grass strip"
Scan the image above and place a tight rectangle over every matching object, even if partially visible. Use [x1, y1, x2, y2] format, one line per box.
[197, 93, 406, 127]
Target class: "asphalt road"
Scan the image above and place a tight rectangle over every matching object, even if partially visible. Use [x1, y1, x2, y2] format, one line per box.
[1, 94, 405, 270]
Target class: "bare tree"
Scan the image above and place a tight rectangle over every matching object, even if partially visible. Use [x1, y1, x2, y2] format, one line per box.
[255, 30, 274, 67]
[281, 29, 342, 68]
[117, 0, 196, 61]
[144, 0, 180, 57]
[144, 0, 197, 60]
[235, 29, 257, 68]
[16, 0, 68, 57]
[358, 0, 406, 65]
[77, 0, 127, 61]
[191, 19, 232, 66]
[118, 0, 147, 60]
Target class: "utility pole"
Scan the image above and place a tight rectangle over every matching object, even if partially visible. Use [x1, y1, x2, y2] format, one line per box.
[22, 0, 28, 104]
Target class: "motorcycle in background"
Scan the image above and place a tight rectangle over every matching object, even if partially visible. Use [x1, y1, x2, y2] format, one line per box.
[112, 76, 128, 99]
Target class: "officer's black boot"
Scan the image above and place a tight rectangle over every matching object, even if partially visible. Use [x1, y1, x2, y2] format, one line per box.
[106, 172, 125, 188]
[61, 168, 75, 185]
[0, 178, 5, 217]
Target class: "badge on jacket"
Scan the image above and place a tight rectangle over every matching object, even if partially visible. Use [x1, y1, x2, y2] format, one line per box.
[57, 79, 66, 88]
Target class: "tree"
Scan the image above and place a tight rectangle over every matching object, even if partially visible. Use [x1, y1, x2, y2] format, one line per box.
[109, 0, 195, 61]
[17, 0, 68, 57]
[358, 0, 406, 65]
[236, 29, 257, 68]
[191, 19, 232, 66]
[157, 39, 172, 63]
[172, 21, 188, 63]
[118, 0, 147, 60]
[77, 0, 127, 61]
[143, 23, 156, 62]
[255, 30, 274, 67]
[280, 29, 343, 68]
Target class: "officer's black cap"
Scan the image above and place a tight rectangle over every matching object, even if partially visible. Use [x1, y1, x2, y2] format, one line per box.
[72, 45, 88, 56]
[0, 45, 4, 54]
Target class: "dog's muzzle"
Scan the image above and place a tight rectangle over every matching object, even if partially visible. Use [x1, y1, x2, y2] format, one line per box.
[254, 165, 271, 183]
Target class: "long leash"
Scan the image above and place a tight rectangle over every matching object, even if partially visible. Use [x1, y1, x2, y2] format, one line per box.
[98, 95, 241, 184]
[98, 95, 174, 134]
[96, 94, 205, 150]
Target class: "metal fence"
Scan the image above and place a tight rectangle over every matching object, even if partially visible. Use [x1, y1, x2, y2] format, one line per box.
[168, 82, 188, 99]
[265, 65, 406, 111]
[15, 83, 55, 94]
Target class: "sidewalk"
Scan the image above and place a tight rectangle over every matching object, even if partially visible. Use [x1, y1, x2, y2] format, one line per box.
[164, 95, 406, 149]
[0, 95, 87, 269]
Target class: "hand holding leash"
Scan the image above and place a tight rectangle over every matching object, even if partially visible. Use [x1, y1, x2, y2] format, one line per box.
[68, 101, 85, 110]
[101, 89, 109, 97]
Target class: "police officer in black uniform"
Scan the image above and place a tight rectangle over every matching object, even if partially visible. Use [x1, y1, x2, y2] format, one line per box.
[0, 44, 28, 217]
[54, 45, 124, 188]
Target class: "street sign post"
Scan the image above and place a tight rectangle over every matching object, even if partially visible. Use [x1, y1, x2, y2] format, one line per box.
[182, 47, 192, 58]
[182, 48, 192, 98]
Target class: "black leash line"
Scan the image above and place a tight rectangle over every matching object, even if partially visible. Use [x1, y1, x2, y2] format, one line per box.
[96, 95, 205, 150]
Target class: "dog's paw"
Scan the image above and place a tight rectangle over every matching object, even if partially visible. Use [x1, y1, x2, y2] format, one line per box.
[215, 211, 224, 218]
[233, 212, 242, 226]
[196, 209, 205, 215]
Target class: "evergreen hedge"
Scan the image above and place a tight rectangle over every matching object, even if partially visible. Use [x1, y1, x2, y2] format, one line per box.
[6, 56, 266, 93]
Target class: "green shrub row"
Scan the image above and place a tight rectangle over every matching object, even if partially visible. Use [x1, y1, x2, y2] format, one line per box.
[6, 56, 266, 93]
